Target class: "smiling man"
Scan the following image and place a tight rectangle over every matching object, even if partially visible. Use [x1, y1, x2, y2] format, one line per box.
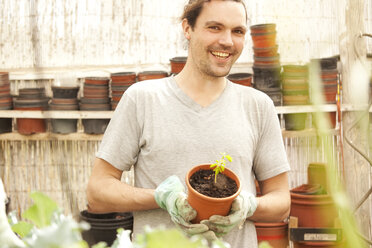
[87, 1, 290, 247]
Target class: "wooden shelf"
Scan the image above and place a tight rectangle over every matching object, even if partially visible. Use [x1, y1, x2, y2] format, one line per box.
[0, 104, 370, 119]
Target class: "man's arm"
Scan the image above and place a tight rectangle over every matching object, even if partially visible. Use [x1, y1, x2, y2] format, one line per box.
[248, 172, 290, 222]
[86, 158, 159, 213]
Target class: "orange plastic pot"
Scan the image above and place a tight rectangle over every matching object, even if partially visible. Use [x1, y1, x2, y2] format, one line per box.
[253, 45, 278, 57]
[251, 32, 277, 48]
[290, 192, 337, 228]
[250, 23, 276, 34]
[186, 164, 241, 223]
[110, 72, 136, 83]
[14, 106, 47, 134]
[137, 71, 168, 81]
[255, 222, 289, 248]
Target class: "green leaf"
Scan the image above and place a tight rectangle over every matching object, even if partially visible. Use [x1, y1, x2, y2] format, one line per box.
[92, 242, 109, 248]
[225, 155, 232, 162]
[22, 192, 58, 228]
[11, 221, 34, 238]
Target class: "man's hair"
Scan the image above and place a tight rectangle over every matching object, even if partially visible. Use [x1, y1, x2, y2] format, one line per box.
[180, 0, 248, 29]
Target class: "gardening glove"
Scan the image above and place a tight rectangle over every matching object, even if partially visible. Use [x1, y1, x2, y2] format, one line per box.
[200, 190, 257, 237]
[154, 175, 210, 236]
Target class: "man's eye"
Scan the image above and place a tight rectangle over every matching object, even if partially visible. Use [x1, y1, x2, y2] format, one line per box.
[234, 29, 245, 35]
[209, 26, 220, 30]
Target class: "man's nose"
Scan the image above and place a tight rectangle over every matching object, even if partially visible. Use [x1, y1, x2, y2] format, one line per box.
[219, 31, 234, 47]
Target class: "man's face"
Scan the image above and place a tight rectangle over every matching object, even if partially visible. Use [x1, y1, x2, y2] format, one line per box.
[185, 0, 247, 78]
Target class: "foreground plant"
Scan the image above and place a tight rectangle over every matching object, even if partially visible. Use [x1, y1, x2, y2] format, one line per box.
[210, 152, 233, 183]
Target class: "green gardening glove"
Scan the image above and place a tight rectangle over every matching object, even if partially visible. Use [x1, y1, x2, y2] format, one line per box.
[154, 175, 214, 238]
[200, 190, 258, 237]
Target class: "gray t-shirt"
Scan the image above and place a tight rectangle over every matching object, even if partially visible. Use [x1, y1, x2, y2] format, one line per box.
[97, 76, 290, 248]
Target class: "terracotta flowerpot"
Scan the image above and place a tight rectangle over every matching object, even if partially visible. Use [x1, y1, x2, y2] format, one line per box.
[137, 71, 168, 82]
[254, 55, 280, 66]
[185, 164, 241, 223]
[290, 191, 337, 228]
[255, 222, 289, 248]
[170, 56, 187, 75]
[14, 106, 47, 134]
[111, 72, 136, 84]
[227, 73, 253, 87]
[291, 184, 324, 195]
[85, 77, 110, 86]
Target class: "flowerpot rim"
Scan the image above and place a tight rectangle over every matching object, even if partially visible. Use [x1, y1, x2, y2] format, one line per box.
[227, 73, 252, 80]
[254, 222, 288, 227]
[186, 164, 241, 202]
[170, 56, 187, 62]
[111, 72, 136, 76]
[250, 31, 277, 36]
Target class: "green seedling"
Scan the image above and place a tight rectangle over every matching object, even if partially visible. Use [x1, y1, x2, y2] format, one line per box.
[210, 152, 233, 183]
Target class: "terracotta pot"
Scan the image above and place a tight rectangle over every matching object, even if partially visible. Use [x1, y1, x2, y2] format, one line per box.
[250, 23, 276, 34]
[170, 56, 187, 74]
[251, 32, 277, 48]
[227, 73, 253, 87]
[255, 222, 289, 248]
[321, 69, 338, 80]
[186, 164, 241, 223]
[290, 191, 337, 228]
[253, 45, 278, 57]
[111, 72, 136, 83]
[14, 106, 47, 134]
[137, 71, 168, 81]
[85, 77, 110, 86]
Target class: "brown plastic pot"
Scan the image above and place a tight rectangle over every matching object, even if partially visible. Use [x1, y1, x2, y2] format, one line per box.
[227, 73, 253, 87]
[185, 164, 241, 223]
[170, 57, 187, 74]
[137, 71, 168, 81]
[111, 72, 136, 83]
[290, 191, 337, 228]
[14, 106, 47, 134]
[255, 222, 289, 248]
[253, 45, 278, 57]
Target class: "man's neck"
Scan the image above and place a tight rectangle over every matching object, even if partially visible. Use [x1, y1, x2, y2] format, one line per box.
[174, 64, 227, 108]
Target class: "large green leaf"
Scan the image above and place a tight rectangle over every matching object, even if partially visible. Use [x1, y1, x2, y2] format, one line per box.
[11, 221, 33, 238]
[22, 192, 58, 228]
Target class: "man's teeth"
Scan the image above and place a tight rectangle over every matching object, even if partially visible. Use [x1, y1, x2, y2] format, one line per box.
[212, 51, 229, 58]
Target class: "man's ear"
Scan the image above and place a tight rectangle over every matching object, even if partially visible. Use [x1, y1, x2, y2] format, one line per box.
[182, 18, 191, 40]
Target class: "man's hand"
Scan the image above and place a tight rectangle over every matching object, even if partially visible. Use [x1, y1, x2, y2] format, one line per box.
[154, 175, 215, 239]
[200, 191, 257, 236]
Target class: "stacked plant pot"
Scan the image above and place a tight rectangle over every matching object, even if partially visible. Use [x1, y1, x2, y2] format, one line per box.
[110, 72, 136, 110]
[137, 71, 168, 82]
[13, 87, 49, 134]
[227, 73, 253, 87]
[250, 23, 282, 107]
[282, 65, 310, 131]
[50, 86, 80, 134]
[80, 77, 111, 134]
[290, 163, 342, 248]
[315, 56, 339, 128]
[0, 72, 13, 133]
[170, 56, 187, 75]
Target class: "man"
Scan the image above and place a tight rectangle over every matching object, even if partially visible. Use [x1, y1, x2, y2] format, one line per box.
[86, 0, 291, 247]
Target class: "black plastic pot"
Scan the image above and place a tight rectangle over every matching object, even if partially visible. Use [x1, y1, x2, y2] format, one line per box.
[253, 65, 281, 90]
[52, 86, 80, 99]
[79, 210, 133, 246]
